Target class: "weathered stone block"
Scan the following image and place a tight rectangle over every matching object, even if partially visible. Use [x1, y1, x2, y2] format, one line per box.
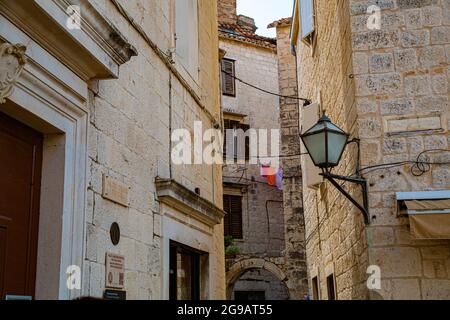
[404, 75, 431, 96]
[423, 260, 448, 278]
[367, 227, 395, 245]
[416, 95, 449, 113]
[431, 74, 448, 94]
[383, 137, 408, 154]
[357, 73, 403, 96]
[358, 117, 383, 138]
[353, 52, 369, 74]
[407, 136, 425, 154]
[432, 168, 450, 187]
[418, 46, 446, 68]
[400, 30, 430, 47]
[404, 9, 423, 29]
[353, 30, 399, 50]
[351, 12, 404, 32]
[431, 26, 450, 44]
[370, 52, 395, 73]
[350, 0, 396, 15]
[361, 140, 382, 165]
[397, 0, 438, 9]
[372, 247, 422, 277]
[391, 279, 421, 300]
[422, 6, 443, 26]
[424, 135, 448, 150]
[357, 98, 379, 114]
[380, 98, 415, 115]
[369, 172, 409, 193]
[422, 279, 450, 299]
[394, 48, 419, 71]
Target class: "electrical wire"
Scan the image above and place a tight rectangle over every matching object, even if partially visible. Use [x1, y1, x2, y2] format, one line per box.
[223, 176, 278, 188]
[357, 149, 450, 177]
[221, 69, 312, 104]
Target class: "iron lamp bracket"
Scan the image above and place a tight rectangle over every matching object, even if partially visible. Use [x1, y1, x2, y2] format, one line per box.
[320, 171, 370, 225]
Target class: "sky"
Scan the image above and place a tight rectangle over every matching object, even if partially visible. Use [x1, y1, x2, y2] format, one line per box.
[237, 0, 294, 38]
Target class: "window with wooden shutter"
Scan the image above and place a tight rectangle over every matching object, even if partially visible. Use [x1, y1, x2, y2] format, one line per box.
[299, 0, 315, 45]
[223, 195, 243, 239]
[221, 59, 236, 97]
[175, 0, 199, 79]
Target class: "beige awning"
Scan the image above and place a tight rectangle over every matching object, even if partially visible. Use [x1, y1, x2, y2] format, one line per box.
[404, 200, 450, 240]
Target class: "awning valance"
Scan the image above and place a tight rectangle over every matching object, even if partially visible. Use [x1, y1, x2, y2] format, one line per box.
[396, 191, 450, 240]
[404, 199, 450, 213]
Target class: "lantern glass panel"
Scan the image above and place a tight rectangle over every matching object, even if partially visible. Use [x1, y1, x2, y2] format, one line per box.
[302, 130, 326, 166]
[327, 131, 348, 166]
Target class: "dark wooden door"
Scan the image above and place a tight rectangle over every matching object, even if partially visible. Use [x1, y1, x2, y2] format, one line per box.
[0, 112, 43, 299]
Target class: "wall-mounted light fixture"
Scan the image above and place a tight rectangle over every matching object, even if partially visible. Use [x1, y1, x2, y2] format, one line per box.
[300, 115, 370, 224]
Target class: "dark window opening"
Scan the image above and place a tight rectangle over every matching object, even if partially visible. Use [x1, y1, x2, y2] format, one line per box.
[223, 194, 243, 239]
[312, 276, 319, 300]
[326, 274, 336, 300]
[223, 119, 250, 161]
[169, 241, 204, 301]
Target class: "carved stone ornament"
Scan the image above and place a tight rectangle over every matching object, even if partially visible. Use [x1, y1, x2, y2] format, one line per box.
[0, 43, 27, 104]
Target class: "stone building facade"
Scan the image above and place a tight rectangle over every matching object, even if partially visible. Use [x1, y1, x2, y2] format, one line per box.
[0, 0, 225, 300]
[269, 17, 309, 300]
[218, 2, 286, 300]
[218, 0, 308, 300]
[291, 0, 450, 300]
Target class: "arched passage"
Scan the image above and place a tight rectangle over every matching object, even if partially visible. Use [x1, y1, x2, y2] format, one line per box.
[226, 258, 291, 300]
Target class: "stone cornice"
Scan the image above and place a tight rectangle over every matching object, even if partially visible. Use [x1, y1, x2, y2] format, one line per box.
[63, 0, 137, 65]
[155, 178, 225, 227]
[0, 0, 137, 80]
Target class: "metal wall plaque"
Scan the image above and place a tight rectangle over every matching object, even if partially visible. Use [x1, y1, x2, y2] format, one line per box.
[103, 289, 126, 300]
[105, 252, 125, 290]
[5, 295, 32, 300]
[110, 222, 121, 246]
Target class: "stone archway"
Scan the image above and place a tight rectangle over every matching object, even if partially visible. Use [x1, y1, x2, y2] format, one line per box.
[226, 258, 290, 300]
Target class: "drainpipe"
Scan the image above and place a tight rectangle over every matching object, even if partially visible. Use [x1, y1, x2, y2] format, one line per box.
[169, 73, 173, 180]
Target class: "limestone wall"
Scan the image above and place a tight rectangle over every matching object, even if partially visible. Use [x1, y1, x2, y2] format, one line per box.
[220, 37, 287, 297]
[220, 38, 282, 256]
[83, 0, 225, 299]
[295, 0, 370, 300]
[350, 0, 450, 299]
[296, 0, 450, 300]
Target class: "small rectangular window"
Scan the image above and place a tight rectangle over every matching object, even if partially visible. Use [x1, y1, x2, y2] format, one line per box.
[221, 59, 236, 97]
[326, 274, 336, 300]
[223, 194, 243, 239]
[312, 276, 319, 300]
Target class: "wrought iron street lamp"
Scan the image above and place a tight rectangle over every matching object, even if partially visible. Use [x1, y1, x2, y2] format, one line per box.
[301, 115, 370, 224]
